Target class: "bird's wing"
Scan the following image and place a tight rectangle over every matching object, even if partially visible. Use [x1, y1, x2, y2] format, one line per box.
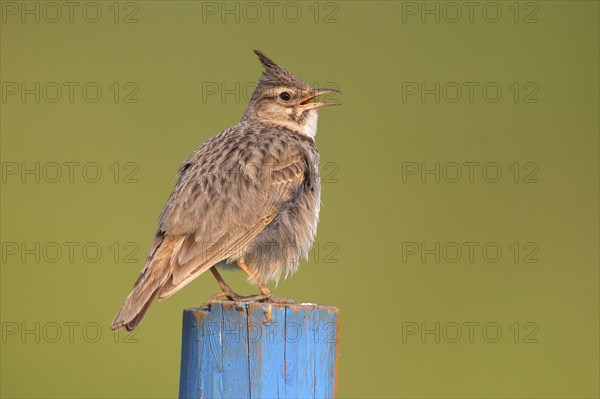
[156, 134, 307, 299]
[112, 132, 308, 330]
[155, 213, 277, 299]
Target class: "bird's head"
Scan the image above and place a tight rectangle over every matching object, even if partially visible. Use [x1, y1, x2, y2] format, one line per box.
[242, 49, 340, 137]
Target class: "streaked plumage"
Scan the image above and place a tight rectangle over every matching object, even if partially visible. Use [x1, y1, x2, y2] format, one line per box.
[111, 50, 339, 331]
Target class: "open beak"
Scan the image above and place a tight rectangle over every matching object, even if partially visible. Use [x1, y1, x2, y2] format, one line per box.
[299, 88, 341, 111]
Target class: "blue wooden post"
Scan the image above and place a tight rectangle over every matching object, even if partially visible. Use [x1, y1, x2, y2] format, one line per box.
[179, 302, 339, 399]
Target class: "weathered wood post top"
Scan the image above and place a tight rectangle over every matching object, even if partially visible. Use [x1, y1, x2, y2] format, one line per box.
[179, 301, 340, 399]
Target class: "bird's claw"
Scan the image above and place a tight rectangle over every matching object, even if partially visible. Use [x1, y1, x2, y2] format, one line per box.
[202, 291, 295, 307]
[266, 296, 295, 304]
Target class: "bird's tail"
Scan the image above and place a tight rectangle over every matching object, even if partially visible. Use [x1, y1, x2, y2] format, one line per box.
[111, 233, 174, 331]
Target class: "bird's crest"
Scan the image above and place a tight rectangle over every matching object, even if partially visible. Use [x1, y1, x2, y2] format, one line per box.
[253, 49, 309, 89]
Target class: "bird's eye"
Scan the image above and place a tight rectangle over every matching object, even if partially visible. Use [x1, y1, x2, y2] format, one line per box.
[279, 91, 291, 102]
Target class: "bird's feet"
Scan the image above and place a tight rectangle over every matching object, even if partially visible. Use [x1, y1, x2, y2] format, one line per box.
[265, 295, 295, 304]
[202, 267, 295, 307]
[201, 287, 295, 307]
[256, 285, 295, 304]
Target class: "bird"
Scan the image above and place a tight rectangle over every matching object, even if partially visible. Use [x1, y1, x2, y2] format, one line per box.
[111, 49, 340, 331]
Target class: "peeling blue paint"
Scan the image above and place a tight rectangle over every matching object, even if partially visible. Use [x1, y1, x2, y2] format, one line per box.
[179, 302, 339, 399]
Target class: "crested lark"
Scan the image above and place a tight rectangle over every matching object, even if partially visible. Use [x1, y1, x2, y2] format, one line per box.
[111, 50, 339, 331]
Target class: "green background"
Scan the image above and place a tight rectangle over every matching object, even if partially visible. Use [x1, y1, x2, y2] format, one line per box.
[1, 1, 598, 398]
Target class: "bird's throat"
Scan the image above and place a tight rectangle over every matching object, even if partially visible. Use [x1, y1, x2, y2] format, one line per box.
[259, 110, 319, 138]
[300, 110, 319, 138]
